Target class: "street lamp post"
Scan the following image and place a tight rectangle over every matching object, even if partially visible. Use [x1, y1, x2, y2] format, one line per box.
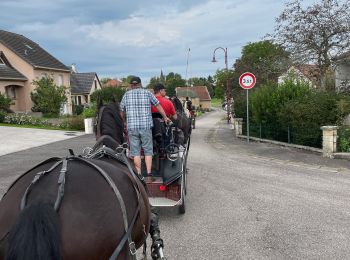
[212, 47, 232, 124]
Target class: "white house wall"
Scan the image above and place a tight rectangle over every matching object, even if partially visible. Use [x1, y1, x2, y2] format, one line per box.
[278, 67, 316, 88]
[88, 76, 102, 103]
[335, 62, 350, 92]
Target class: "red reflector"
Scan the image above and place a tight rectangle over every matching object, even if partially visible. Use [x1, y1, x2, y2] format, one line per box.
[159, 185, 166, 191]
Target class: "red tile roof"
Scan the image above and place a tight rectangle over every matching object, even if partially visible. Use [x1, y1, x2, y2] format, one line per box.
[105, 79, 123, 87]
[176, 86, 211, 100]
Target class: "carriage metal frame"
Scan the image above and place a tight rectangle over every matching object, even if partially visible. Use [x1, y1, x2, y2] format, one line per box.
[140, 123, 190, 214]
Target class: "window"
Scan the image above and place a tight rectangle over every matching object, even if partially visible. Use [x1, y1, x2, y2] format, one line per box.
[94, 80, 97, 90]
[58, 75, 63, 86]
[5, 86, 16, 99]
[78, 96, 82, 105]
[0, 57, 4, 65]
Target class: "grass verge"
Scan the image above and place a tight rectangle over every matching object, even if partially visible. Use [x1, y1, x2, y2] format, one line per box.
[211, 98, 223, 108]
[0, 123, 81, 131]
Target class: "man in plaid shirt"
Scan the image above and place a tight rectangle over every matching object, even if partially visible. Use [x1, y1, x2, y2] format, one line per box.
[120, 76, 170, 176]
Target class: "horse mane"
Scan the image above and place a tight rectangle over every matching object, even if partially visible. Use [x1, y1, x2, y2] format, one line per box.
[6, 202, 61, 260]
[96, 98, 125, 148]
[171, 96, 184, 113]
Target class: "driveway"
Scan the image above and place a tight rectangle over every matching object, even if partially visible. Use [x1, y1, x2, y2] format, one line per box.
[0, 126, 85, 156]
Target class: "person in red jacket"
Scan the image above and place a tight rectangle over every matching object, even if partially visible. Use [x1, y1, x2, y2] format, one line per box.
[151, 83, 177, 121]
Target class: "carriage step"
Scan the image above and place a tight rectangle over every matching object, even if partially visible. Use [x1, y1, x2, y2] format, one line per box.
[144, 176, 163, 184]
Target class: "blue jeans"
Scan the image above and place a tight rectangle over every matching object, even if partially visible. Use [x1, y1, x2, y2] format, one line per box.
[128, 129, 153, 156]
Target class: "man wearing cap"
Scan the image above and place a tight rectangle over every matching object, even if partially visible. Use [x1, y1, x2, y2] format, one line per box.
[151, 83, 177, 120]
[120, 76, 171, 176]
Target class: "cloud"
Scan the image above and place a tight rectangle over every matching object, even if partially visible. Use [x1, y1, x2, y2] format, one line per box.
[1, 0, 316, 83]
[77, 0, 253, 48]
[80, 16, 181, 47]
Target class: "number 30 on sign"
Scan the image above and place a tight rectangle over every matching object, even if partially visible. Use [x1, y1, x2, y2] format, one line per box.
[239, 72, 256, 89]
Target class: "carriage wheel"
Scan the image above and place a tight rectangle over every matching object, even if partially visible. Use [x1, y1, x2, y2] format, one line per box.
[183, 136, 190, 195]
[186, 135, 191, 151]
[183, 152, 188, 196]
[179, 186, 186, 214]
[179, 176, 186, 214]
[184, 168, 187, 195]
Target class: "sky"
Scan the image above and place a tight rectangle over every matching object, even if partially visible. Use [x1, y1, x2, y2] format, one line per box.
[0, 0, 315, 85]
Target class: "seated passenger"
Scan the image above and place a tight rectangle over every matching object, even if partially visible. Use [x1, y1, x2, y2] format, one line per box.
[151, 83, 177, 121]
[185, 96, 193, 112]
[151, 83, 179, 148]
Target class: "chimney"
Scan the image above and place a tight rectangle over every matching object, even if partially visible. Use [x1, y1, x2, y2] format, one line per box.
[71, 63, 77, 73]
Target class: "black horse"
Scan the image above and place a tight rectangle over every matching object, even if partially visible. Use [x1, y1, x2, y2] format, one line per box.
[170, 96, 192, 144]
[94, 100, 165, 259]
[0, 101, 165, 260]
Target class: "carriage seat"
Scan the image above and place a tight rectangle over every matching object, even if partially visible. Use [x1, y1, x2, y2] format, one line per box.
[152, 113, 165, 143]
[152, 114, 183, 149]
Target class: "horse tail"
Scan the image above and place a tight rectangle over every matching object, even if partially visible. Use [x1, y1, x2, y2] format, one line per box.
[6, 202, 61, 260]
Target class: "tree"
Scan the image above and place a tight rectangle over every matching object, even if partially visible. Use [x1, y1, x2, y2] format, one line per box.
[165, 73, 186, 97]
[100, 77, 111, 85]
[271, 0, 350, 90]
[187, 76, 215, 97]
[90, 87, 126, 103]
[234, 40, 290, 87]
[213, 69, 238, 101]
[31, 77, 67, 116]
[148, 72, 186, 97]
[148, 76, 162, 89]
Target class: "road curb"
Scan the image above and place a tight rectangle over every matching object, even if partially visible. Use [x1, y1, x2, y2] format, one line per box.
[237, 135, 323, 153]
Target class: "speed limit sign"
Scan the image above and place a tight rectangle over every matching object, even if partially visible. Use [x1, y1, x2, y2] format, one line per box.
[239, 72, 256, 89]
[239, 72, 256, 144]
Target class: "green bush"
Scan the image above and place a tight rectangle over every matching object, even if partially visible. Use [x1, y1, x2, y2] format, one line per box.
[0, 110, 7, 123]
[4, 113, 51, 126]
[43, 113, 59, 118]
[31, 77, 67, 116]
[82, 103, 97, 118]
[338, 127, 350, 152]
[73, 104, 84, 115]
[59, 116, 84, 131]
[235, 75, 350, 148]
[1, 112, 85, 131]
[90, 87, 126, 103]
[211, 98, 223, 108]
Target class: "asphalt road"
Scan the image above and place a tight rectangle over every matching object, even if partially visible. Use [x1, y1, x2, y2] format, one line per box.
[156, 110, 350, 260]
[1, 110, 350, 259]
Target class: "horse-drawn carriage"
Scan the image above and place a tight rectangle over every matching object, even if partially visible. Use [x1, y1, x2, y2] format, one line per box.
[0, 97, 191, 260]
[142, 116, 190, 214]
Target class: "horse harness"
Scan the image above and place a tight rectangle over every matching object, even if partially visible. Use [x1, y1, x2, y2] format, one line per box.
[94, 105, 105, 140]
[11, 144, 143, 260]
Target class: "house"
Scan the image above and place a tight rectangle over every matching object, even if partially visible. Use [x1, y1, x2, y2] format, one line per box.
[278, 65, 321, 88]
[0, 30, 72, 113]
[175, 86, 211, 111]
[335, 51, 350, 92]
[70, 72, 102, 106]
[0, 29, 101, 114]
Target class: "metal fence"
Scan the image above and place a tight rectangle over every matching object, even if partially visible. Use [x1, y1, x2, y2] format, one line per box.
[337, 126, 350, 152]
[242, 122, 322, 148]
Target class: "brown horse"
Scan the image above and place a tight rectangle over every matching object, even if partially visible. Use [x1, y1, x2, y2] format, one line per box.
[0, 102, 152, 260]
